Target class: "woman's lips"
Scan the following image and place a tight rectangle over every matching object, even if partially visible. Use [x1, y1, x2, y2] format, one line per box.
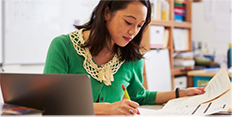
[123, 36, 132, 42]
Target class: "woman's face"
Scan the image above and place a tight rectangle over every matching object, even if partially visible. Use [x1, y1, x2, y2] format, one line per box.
[105, 2, 147, 47]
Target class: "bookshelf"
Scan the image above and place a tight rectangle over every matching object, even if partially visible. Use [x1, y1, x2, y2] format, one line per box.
[142, 0, 193, 90]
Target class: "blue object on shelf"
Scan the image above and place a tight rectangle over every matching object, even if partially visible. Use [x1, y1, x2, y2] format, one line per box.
[203, 55, 215, 61]
[228, 44, 232, 68]
[193, 76, 232, 87]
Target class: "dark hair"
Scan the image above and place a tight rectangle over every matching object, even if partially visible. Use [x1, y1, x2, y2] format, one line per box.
[75, 0, 151, 62]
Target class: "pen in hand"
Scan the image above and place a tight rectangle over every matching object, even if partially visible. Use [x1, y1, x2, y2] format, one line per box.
[121, 84, 140, 115]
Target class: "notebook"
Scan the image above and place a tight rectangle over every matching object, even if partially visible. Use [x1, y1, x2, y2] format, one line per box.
[0, 73, 94, 115]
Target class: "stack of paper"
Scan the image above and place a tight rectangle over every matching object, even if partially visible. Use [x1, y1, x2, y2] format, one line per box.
[173, 52, 195, 70]
[139, 68, 232, 116]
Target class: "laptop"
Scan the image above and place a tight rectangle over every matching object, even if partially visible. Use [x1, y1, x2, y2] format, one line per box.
[0, 73, 95, 115]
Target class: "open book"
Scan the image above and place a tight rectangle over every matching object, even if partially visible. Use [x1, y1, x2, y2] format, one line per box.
[140, 68, 231, 115]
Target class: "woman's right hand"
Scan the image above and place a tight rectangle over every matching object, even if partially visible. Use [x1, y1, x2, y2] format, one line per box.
[94, 99, 140, 115]
[108, 99, 140, 115]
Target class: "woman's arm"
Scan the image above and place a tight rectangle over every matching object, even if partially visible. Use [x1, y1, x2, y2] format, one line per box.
[155, 87, 205, 104]
[94, 103, 111, 115]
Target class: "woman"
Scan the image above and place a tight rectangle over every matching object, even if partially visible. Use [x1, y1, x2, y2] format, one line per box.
[44, 0, 205, 115]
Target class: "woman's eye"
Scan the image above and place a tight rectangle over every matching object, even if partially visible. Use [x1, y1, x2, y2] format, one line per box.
[138, 25, 142, 28]
[125, 21, 132, 25]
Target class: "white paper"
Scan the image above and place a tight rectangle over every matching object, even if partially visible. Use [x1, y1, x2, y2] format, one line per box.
[152, 68, 231, 115]
[144, 49, 172, 91]
[139, 91, 231, 116]
[138, 107, 158, 115]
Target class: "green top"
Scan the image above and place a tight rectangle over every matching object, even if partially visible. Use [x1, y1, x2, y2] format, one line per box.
[43, 29, 157, 105]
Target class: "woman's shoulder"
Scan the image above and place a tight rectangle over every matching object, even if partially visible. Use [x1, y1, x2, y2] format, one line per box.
[51, 29, 84, 46]
[51, 33, 71, 45]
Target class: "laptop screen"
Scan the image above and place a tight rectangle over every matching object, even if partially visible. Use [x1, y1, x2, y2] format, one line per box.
[0, 73, 94, 115]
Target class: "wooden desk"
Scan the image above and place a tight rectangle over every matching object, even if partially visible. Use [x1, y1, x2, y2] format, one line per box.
[187, 70, 232, 87]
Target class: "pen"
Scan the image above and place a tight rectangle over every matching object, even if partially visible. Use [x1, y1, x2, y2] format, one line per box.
[122, 84, 139, 115]
[121, 84, 131, 100]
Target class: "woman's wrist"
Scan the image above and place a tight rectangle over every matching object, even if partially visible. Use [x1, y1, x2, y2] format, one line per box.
[175, 88, 187, 98]
[94, 102, 111, 115]
[178, 89, 186, 97]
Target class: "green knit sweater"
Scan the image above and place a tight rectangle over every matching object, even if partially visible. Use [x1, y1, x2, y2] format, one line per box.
[43, 29, 157, 105]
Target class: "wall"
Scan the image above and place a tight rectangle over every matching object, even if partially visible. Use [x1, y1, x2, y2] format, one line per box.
[192, 1, 231, 68]
[1, 0, 98, 73]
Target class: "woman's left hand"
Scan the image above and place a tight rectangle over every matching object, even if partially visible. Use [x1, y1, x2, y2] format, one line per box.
[181, 87, 205, 97]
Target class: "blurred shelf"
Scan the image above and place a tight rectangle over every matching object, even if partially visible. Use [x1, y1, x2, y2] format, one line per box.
[150, 20, 172, 27]
[173, 21, 192, 28]
[171, 68, 188, 76]
[151, 20, 192, 28]
[174, 50, 192, 52]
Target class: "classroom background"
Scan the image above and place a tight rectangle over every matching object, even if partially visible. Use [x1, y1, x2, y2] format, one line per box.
[0, 0, 231, 91]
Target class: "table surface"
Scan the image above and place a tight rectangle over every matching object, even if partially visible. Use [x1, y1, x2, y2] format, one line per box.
[140, 105, 164, 110]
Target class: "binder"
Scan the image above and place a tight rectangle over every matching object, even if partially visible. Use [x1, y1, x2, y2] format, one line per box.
[150, 25, 165, 48]
[173, 28, 189, 51]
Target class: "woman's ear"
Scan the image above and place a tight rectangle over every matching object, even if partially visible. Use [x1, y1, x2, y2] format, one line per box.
[104, 7, 110, 21]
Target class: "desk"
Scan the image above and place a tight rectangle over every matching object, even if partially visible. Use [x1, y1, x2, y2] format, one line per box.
[187, 70, 232, 87]
[140, 105, 164, 110]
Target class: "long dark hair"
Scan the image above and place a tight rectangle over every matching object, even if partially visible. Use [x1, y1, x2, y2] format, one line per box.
[75, 0, 151, 62]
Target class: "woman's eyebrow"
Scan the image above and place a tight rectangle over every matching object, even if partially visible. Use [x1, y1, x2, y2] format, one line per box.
[124, 15, 137, 20]
[124, 15, 145, 23]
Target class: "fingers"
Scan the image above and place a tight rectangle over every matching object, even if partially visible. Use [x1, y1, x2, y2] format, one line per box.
[191, 87, 205, 95]
[110, 99, 140, 115]
[184, 87, 206, 96]
[194, 87, 205, 94]
[128, 99, 140, 108]
[126, 107, 136, 115]
[122, 99, 140, 115]
[197, 87, 205, 93]
[128, 107, 140, 115]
